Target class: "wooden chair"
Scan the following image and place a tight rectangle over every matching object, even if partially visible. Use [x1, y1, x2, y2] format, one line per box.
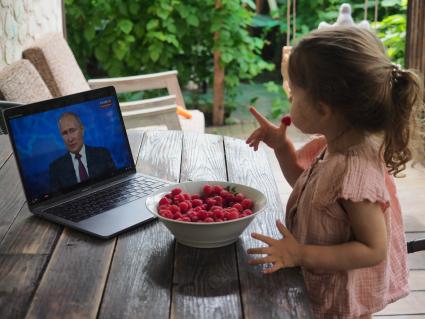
[22, 33, 204, 132]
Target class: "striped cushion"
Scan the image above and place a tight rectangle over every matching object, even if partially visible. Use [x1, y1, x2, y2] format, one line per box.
[0, 59, 52, 103]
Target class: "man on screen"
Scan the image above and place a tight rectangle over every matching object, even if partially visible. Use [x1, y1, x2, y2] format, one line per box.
[49, 112, 116, 191]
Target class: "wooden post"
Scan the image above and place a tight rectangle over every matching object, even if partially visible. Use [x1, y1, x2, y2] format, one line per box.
[405, 0, 425, 73]
[62, 0, 67, 40]
[213, 0, 225, 126]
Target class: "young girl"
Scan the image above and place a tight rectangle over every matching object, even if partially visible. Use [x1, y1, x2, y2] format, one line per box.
[245, 26, 424, 318]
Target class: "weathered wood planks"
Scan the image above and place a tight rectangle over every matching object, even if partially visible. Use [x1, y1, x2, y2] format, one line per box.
[98, 130, 181, 319]
[170, 132, 242, 319]
[224, 136, 313, 319]
[0, 131, 314, 319]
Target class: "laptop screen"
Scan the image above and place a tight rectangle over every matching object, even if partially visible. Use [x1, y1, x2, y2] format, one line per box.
[5, 87, 134, 205]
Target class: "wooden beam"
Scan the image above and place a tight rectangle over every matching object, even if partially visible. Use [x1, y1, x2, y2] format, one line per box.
[213, 0, 225, 126]
[406, 0, 425, 72]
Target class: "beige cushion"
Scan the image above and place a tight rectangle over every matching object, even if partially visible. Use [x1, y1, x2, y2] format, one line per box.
[23, 33, 90, 97]
[0, 59, 53, 103]
[179, 109, 205, 133]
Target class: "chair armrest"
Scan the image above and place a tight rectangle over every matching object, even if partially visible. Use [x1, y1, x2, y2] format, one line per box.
[119, 95, 177, 112]
[87, 70, 186, 108]
[121, 104, 181, 130]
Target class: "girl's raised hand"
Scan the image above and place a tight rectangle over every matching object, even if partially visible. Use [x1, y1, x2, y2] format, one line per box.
[246, 107, 290, 151]
[247, 220, 302, 273]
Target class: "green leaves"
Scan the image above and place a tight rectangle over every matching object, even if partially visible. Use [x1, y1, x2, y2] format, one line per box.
[118, 19, 133, 34]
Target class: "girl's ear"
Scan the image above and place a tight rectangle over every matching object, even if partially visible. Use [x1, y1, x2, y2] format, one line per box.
[317, 102, 333, 119]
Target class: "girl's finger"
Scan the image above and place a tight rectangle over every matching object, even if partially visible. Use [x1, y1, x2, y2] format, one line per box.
[248, 255, 275, 265]
[251, 232, 274, 245]
[276, 220, 292, 238]
[249, 106, 270, 127]
[246, 129, 263, 145]
[247, 246, 271, 255]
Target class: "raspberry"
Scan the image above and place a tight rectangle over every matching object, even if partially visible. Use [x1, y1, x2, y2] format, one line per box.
[204, 217, 214, 223]
[192, 199, 203, 207]
[220, 190, 232, 199]
[234, 193, 245, 202]
[203, 184, 213, 197]
[226, 211, 239, 220]
[159, 197, 171, 206]
[205, 197, 216, 208]
[241, 198, 253, 209]
[174, 212, 183, 220]
[179, 201, 190, 213]
[169, 205, 180, 214]
[198, 210, 208, 220]
[213, 196, 223, 206]
[281, 115, 291, 126]
[173, 194, 185, 203]
[243, 209, 253, 215]
[213, 210, 225, 219]
[171, 188, 182, 195]
[232, 203, 243, 212]
[212, 185, 223, 195]
[183, 193, 191, 200]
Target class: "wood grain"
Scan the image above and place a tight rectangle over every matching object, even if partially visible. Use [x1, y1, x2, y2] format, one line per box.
[170, 132, 241, 319]
[224, 137, 313, 319]
[0, 156, 27, 242]
[24, 130, 145, 319]
[98, 130, 182, 319]
[0, 135, 12, 167]
[0, 254, 48, 319]
[0, 204, 61, 254]
[25, 229, 115, 319]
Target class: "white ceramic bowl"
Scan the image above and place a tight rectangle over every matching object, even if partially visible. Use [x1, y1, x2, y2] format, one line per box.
[145, 180, 267, 248]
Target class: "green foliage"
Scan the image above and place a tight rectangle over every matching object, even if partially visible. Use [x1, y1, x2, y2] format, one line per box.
[65, 0, 274, 114]
[254, 0, 407, 118]
[374, 0, 407, 67]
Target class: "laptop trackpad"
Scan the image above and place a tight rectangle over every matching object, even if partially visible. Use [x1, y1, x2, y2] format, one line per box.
[78, 198, 155, 238]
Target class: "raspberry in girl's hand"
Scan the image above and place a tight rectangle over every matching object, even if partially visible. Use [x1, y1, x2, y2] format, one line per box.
[281, 115, 291, 126]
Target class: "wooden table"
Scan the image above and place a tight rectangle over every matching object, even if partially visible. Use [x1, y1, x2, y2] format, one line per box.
[0, 130, 313, 319]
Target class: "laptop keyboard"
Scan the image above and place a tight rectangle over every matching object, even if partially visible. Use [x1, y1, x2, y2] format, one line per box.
[44, 176, 168, 223]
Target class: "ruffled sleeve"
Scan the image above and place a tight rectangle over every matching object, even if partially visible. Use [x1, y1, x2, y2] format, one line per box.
[315, 147, 390, 211]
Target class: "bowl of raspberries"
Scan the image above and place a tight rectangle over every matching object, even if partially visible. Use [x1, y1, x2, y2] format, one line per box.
[145, 181, 267, 248]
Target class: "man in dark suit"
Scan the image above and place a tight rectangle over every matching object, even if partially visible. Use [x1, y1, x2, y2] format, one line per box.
[49, 112, 116, 191]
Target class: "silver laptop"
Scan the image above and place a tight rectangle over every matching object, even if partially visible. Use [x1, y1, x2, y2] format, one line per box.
[3, 86, 169, 238]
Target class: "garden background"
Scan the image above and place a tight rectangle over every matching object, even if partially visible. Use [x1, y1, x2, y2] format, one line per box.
[64, 0, 407, 127]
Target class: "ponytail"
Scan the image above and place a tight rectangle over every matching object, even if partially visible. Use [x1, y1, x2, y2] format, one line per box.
[384, 67, 424, 176]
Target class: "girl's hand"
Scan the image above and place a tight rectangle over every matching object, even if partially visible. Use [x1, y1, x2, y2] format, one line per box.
[247, 220, 302, 273]
[246, 107, 290, 151]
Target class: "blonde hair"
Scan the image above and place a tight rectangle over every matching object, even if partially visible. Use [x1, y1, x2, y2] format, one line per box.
[288, 26, 424, 176]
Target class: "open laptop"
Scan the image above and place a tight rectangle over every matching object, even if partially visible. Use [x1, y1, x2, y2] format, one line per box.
[3, 86, 169, 238]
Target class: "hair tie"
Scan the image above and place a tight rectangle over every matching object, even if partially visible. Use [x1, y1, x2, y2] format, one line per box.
[390, 64, 402, 86]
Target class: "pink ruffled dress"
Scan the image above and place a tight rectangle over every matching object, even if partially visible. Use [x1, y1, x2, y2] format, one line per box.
[286, 135, 409, 318]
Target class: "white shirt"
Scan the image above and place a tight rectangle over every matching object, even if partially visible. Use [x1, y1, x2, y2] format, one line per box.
[70, 145, 89, 182]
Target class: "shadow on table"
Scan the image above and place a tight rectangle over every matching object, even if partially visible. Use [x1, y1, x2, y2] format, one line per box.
[146, 238, 240, 297]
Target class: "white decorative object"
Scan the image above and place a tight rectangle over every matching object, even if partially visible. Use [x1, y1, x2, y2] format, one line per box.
[145, 180, 268, 248]
[318, 3, 370, 29]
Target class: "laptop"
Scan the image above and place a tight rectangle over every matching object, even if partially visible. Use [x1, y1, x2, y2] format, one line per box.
[3, 86, 169, 238]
